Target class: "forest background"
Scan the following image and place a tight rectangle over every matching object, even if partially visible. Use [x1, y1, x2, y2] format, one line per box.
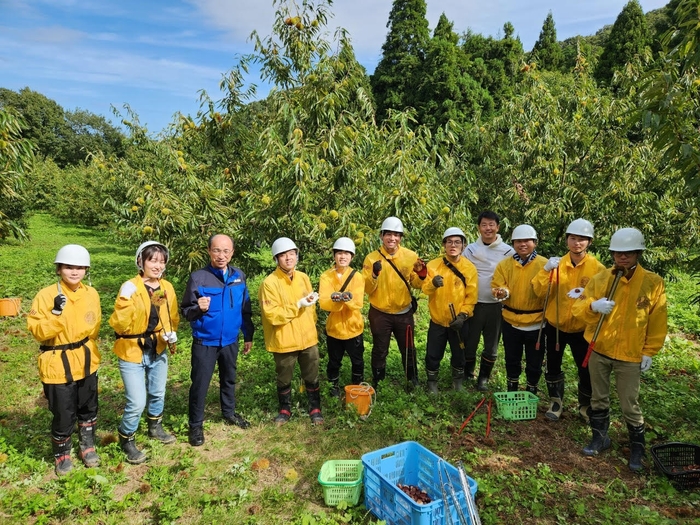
[1, 0, 699, 523]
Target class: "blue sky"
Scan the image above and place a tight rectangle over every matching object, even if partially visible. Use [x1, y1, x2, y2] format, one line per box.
[1, 0, 669, 133]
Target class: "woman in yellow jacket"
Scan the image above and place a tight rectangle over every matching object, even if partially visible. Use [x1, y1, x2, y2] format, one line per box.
[319, 237, 365, 397]
[422, 227, 478, 394]
[27, 244, 101, 476]
[109, 241, 179, 464]
[491, 225, 546, 393]
[572, 228, 667, 472]
[532, 219, 605, 422]
[260, 237, 322, 425]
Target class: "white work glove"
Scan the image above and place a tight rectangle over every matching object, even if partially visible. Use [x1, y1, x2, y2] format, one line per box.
[591, 297, 615, 315]
[297, 292, 319, 308]
[640, 355, 652, 372]
[567, 287, 584, 299]
[120, 281, 138, 299]
[544, 257, 561, 272]
[161, 331, 178, 344]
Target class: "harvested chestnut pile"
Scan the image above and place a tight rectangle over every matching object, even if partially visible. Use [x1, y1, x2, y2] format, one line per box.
[397, 483, 432, 504]
[670, 464, 700, 472]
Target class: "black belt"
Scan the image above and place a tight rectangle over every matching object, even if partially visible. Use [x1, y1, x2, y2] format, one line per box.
[39, 336, 90, 383]
[503, 305, 541, 315]
[115, 331, 158, 353]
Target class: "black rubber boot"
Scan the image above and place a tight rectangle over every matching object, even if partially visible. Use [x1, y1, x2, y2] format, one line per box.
[147, 413, 177, 444]
[274, 384, 292, 426]
[578, 386, 593, 423]
[52, 435, 73, 476]
[119, 431, 147, 464]
[627, 422, 646, 472]
[306, 382, 324, 425]
[464, 359, 476, 381]
[78, 418, 100, 467]
[525, 383, 538, 396]
[351, 372, 364, 386]
[545, 374, 565, 422]
[507, 378, 520, 392]
[476, 356, 495, 392]
[451, 367, 465, 392]
[328, 376, 341, 398]
[426, 369, 439, 395]
[372, 367, 386, 389]
[188, 425, 204, 447]
[583, 409, 611, 456]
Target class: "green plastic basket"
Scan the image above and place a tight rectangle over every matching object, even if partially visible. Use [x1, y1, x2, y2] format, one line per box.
[318, 460, 364, 506]
[494, 391, 539, 420]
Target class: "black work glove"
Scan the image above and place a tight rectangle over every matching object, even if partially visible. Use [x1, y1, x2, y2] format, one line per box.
[341, 291, 353, 302]
[372, 261, 382, 278]
[449, 312, 468, 331]
[432, 275, 444, 288]
[331, 292, 342, 302]
[52, 294, 67, 316]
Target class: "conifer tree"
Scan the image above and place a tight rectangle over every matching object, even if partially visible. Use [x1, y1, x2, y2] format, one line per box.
[415, 13, 492, 130]
[370, 0, 430, 121]
[596, 0, 650, 83]
[530, 12, 563, 71]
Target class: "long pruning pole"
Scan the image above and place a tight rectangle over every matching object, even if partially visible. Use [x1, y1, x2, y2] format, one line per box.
[535, 270, 554, 351]
[442, 461, 469, 525]
[582, 268, 626, 368]
[437, 463, 455, 525]
[555, 266, 560, 352]
[162, 286, 177, 354]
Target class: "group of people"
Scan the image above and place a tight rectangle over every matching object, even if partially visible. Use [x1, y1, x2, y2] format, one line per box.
[26, 211, 666, 476]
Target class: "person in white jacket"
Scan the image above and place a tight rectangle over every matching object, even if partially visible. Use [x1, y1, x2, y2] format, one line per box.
[463, 211, 514, 391]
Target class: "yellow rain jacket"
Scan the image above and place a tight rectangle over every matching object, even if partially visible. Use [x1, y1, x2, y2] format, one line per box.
[27, 282, 101, 384]
[319, 267, 365, 340]
[109, 277, 180, 363]
[531, 253, 605, 333]
[422, 256, 478, 327]
[260, 267, 318, 353]
[571, 265, 667, 362]
[363, 246, 424, 313]
[492, 255, 547, 328]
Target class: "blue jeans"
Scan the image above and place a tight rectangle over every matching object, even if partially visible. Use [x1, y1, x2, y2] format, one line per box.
[118, 350, 169, 435]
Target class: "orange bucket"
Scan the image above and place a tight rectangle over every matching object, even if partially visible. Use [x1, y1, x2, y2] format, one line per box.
[0, 297, 21, 317]
[344, 383, 375, 416]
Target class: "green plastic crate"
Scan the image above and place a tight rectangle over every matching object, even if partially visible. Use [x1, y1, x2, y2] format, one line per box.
[494, 391, 538, 420]
[318, 460, 364, 506]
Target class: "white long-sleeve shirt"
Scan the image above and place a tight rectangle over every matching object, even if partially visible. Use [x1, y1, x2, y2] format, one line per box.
[463, 234, 514, 304]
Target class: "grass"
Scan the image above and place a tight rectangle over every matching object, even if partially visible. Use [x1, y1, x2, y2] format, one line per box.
[0, 214, 699, 524]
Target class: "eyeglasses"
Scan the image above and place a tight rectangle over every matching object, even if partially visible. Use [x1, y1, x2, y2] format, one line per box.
[210, 249, 232, 255]
[444, 240, 463, 246]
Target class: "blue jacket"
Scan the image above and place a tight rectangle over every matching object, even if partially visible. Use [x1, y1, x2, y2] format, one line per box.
[180, 265, 254, 347]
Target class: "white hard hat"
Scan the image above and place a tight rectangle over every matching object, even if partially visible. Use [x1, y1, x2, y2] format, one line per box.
[271, 237, 299, 259]
[566, 218, 594, 239]
[54, 244, 91, 267]
[380, 216, 404, 234]
[136, 241, 169, 269]
[332, 237, 356, 255]
[442, 227, 466, 243]
[609, 228, 645, 251]
[511, 224, 537, 241]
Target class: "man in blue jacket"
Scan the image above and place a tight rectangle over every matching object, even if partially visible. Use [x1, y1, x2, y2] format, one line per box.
[181, 234, 254, 446]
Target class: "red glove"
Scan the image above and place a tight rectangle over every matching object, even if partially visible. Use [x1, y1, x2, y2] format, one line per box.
[414, 258, 427, 279]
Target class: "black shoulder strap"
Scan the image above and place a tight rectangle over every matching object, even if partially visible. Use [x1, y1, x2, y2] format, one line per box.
[339, 270, 357, 293]
[378, 250, 413, 296]
[443, 257, 467, 287]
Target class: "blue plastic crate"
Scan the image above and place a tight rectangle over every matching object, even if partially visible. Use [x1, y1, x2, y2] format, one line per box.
[362, 441, 478, 525]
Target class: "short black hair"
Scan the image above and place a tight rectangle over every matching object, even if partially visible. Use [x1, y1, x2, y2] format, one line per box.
[477, 210, 500, 225]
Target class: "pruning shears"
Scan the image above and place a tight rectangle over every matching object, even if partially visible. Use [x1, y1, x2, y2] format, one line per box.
[458, 397, 492, 438]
